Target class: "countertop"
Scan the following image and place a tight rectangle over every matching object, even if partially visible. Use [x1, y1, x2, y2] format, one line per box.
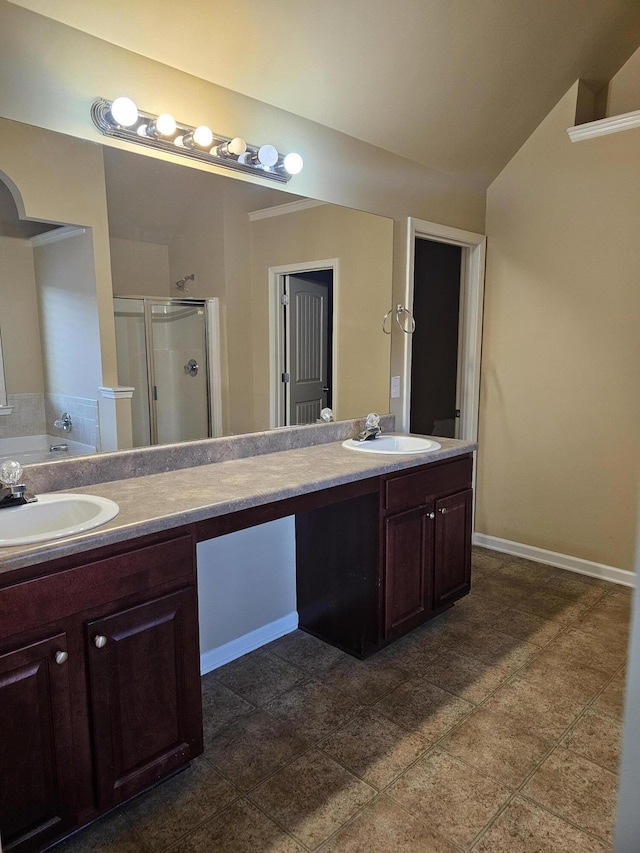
[0, 436, 476, 575]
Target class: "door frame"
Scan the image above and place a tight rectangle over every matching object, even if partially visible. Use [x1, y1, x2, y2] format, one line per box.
[401, 218, 486, 445]
[268, 258, 339, 429]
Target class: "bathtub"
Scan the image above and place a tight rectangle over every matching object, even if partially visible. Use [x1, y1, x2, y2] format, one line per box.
[0, 435, 96, 466]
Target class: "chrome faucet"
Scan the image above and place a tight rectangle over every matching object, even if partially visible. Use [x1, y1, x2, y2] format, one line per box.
[0, 460, 37, 508]
[356, 412, 382, 442]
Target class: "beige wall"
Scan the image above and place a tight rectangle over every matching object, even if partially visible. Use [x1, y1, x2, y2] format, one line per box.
[110, 237, 170, 297]
[478, 81, 640, 573]
[0, 118, 117, 389]
[249, 205, 393, 430]
[605, 45, 640, 116]
[34, 231, 103, 400]
[0, 235, 43, 393]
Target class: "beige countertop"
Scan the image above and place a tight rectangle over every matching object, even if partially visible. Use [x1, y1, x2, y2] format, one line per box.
[0, 436, 476, 575]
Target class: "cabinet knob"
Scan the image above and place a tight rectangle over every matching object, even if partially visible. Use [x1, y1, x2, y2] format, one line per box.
[427, 511, 435, 519]
[54, 650, 68, 665]
[94, 635, 108, 649]
[439, 507, 447, 514]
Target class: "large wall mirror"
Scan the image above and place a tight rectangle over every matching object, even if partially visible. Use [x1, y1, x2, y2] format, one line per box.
[0, 117, 393, 463]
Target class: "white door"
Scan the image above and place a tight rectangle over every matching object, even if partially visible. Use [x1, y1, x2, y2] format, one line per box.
[284, 272, 332, 425]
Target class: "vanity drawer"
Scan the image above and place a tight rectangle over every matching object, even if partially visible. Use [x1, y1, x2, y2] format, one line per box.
[0, 533, 195, 639]
[384, 455, 472, 514]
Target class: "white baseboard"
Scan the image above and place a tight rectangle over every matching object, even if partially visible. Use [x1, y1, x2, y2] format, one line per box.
[473, 533, 635, 588]
[200, 611, 299, 675]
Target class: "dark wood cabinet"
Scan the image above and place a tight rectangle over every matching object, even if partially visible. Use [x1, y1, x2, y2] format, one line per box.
[88, 588, 202, 810]
[297, 453, 474, 657]
[433, 488, 472, 608]
[0, 532, 202, 853]
[383, 503, 434, 640]
[0, 634, 75, 853]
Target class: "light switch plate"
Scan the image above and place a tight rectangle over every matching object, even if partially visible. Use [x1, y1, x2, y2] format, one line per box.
[391, 376, 401, 398]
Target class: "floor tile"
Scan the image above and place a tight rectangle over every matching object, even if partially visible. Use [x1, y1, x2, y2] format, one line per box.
[454, 627, 538, 669]
[545, 627, 625, 674]
[54, 813, 147, 853]
[200, 677, 254, 748]
[123, 758, 238, 851]
[320, 707, 428, 789]
[522, 746, 618, 844]
[422, 649, 515, 704]
[387, 748, 511, 847]
[213, 648, 306, 705]
[494, 561, 557, 593]
[173, 797, 305, 852]
[319, 654, 412, 704]
[516, 648, 610, 705]
[374, 631, 448, 674]
[593, 672, 626, 720]
[515, 590, 590, 623]
[472, 795, 608, 852]
[319, 795, 459, 852]
[545, 573, 610, 604]
[472, 546, 511, 573]
[488, 607, 565, 648]
[205, 710, 309, 790]
[268, 629, 349, 675]
[374, 677, 473, 743]
[264, 678, 363, 742]
[250, 749, 375, 849]
[561, 709, 622, 772]
[440, 707, 551, 788]
[481, 676, 583, 741]
[573, 595, 632, 647]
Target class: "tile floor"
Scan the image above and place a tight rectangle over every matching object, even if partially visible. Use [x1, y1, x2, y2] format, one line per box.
[55, 547, 631, 852]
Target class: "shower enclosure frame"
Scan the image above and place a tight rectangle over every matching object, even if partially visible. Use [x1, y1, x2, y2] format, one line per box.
[114, 296, 222, 447]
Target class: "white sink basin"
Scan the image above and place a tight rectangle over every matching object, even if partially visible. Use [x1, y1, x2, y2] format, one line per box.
[0, 493, 119, 547]
[342, 434, 442, 454]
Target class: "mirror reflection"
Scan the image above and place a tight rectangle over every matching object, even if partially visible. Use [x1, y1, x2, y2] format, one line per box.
[0, 119, 393, 463]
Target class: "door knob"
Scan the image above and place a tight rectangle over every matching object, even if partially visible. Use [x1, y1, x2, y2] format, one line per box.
[54, 650, 68, 665]
[426, 511, 435, 519]
[94, 635, 108, 648]
[439, 507, 447, 514]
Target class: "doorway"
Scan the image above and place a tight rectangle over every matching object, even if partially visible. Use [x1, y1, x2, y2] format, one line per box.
[410, 239, 463, 438]
[269, 259, 337, 428]
[402, 218, 486, 446]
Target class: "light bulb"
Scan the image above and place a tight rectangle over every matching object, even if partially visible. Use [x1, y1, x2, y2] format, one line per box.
[154, 113, 177, 137]
[110, 96, 138, 127]
[283, 152, 304, 175]
[258, 144, 279, 167]
[215, 136, 247, 157]
[227, 137, 247, 155]
[192, 125, 214, 148]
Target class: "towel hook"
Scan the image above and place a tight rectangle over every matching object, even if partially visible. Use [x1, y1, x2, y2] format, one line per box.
[382, 304, 416, 335]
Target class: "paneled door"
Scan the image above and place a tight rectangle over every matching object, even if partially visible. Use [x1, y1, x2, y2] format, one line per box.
[284, 272, 332, 425]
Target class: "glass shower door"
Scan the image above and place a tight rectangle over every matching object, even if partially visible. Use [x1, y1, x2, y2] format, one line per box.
[150, 301, 210, 445]
[114, 297, 152, 447]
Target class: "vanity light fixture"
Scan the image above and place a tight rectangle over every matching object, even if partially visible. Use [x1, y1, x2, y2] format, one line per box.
[91, 97, 303, 183]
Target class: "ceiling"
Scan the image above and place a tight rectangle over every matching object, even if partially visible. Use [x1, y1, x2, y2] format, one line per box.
[9, 0, 640, 187]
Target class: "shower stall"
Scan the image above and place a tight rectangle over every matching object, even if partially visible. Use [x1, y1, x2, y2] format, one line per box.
[113, 297, 222, 447]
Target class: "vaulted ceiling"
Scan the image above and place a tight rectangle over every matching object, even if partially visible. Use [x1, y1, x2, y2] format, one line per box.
[9, 0, 640, 188]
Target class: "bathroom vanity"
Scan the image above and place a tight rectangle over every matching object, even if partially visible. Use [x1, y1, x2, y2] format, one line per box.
[0, 428, 475, 852]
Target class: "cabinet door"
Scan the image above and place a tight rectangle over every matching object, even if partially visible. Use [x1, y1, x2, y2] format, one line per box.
[384, 504, 434, 640]
[433, 489, 472, 609]
[87, 588, 203, 809]
[0, 633, 75, 852]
